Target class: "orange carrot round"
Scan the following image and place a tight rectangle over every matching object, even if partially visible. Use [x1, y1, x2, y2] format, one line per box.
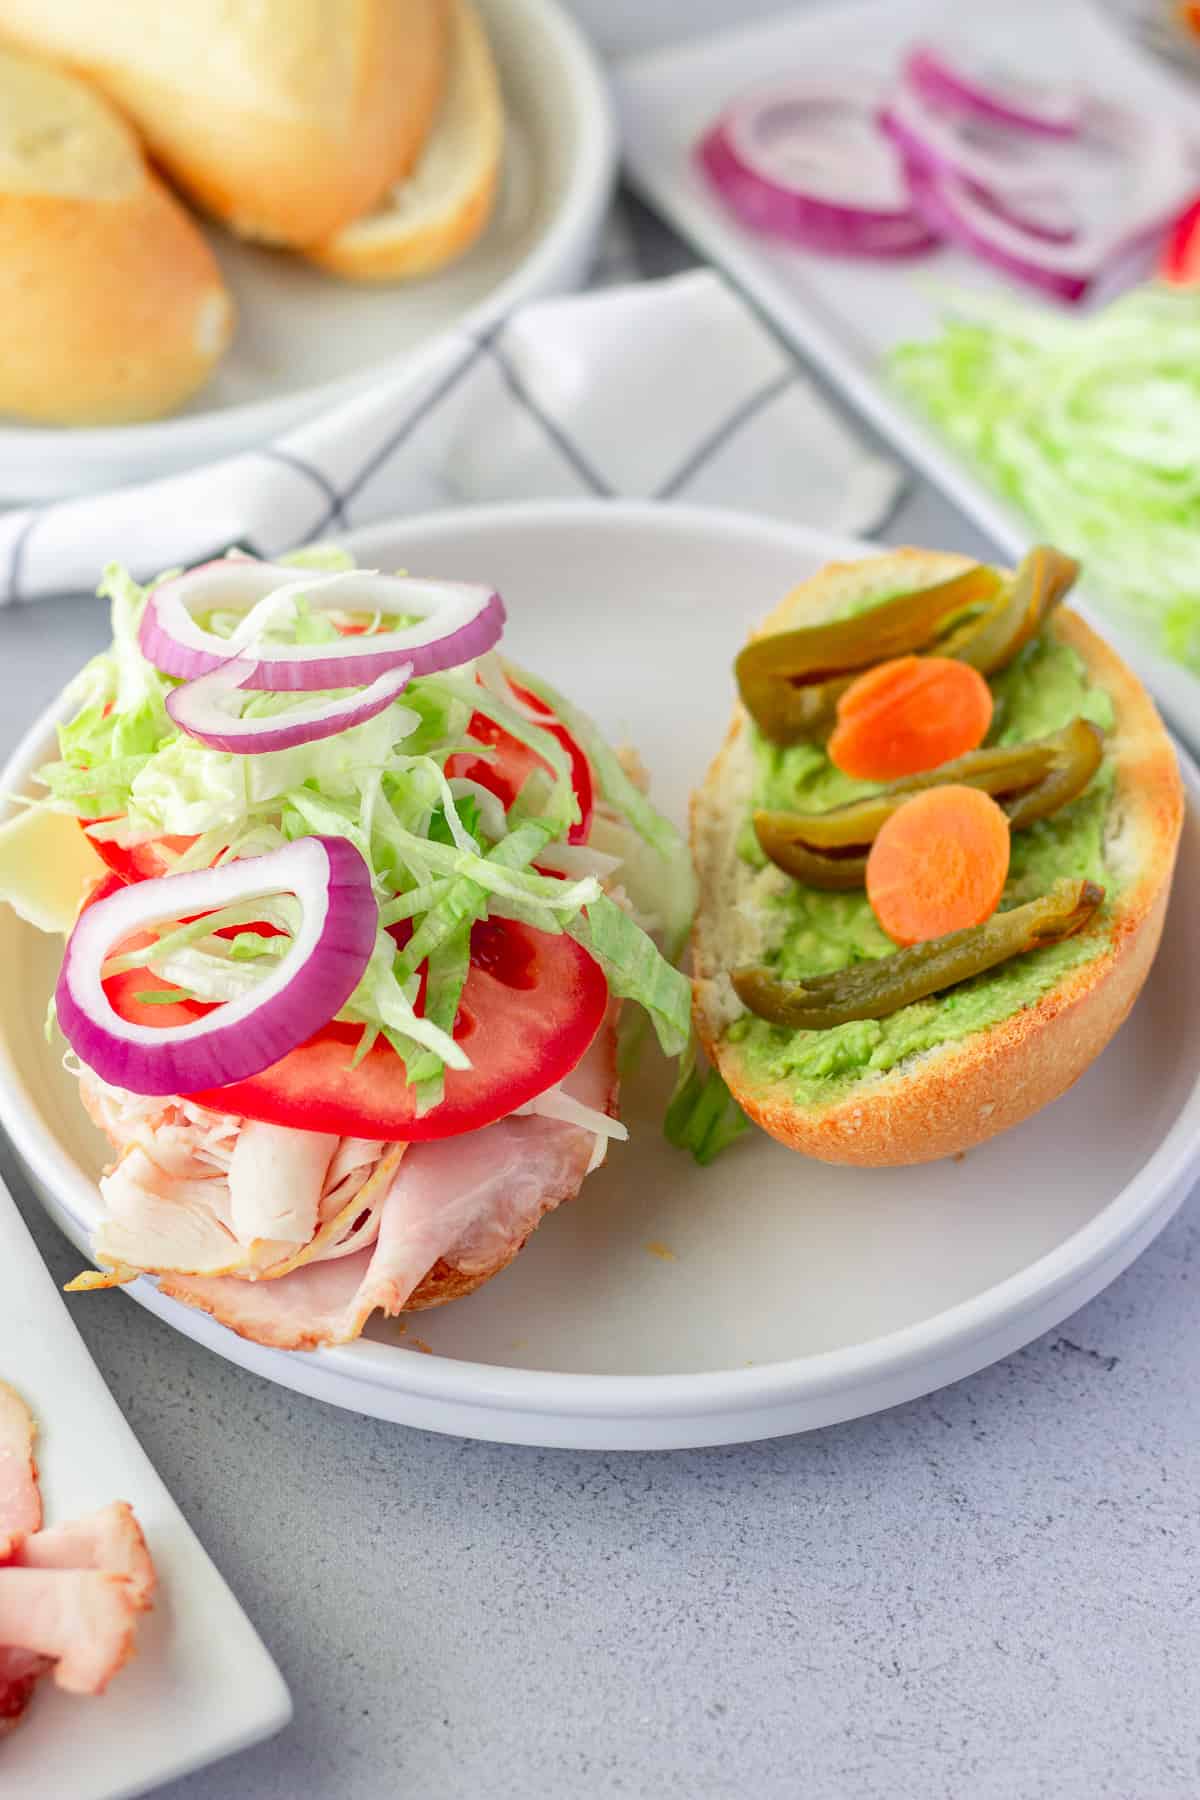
[828, 655, 993, 781]
[866, 785, 1011, 947]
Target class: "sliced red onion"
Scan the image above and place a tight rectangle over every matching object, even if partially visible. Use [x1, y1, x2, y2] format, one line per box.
[960, 178, 1077, 245]
[882, 82, 1070, 202]
[165, 658, 415, 754]
[697, 78, 939, 257]
[904, 45, 1081, 140]
[56, 838, 375, 1096]
[903, 111, 1197, 302]
[139, 558, 505, 691]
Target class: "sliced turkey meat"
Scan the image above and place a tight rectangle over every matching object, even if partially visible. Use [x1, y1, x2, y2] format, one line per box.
[0, 1646, 46, 1738]
[157, 1020, 619, 1350]
[0, 1569, 145, 1696]
[227, 1121, 338, 1245]
[76, 1075, 401, 1285]
[0, 1390, 156, 1728]
[0, 1382, 40, 1559]
[12, 1503, 154, 1607]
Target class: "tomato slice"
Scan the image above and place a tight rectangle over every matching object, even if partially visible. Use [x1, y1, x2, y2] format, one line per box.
[74, 675, 602, 1137]
[90, 897, 608, 1141]
[445, 680, 594, 845]
[1160, 198, 1200, 284]
[80, 820, 199, 884]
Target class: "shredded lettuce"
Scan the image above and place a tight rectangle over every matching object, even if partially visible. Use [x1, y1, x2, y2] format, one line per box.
[891, 283, 1200, 672]
[511, 665, 686, 863]
[39, 555, 696, 1109]
[664, 1053, 751, 1166]
[567, 894, 690, 1058]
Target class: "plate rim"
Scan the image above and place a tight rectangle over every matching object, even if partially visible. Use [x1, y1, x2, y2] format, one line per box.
[0, 0, 616, 469]
[2, 497, 1198, 1434]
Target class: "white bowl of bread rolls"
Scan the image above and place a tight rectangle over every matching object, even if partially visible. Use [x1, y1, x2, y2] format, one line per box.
[0, 0, 615, 497]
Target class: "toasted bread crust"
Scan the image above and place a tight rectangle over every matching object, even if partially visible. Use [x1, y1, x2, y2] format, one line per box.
[692, 551, 1184, 1166]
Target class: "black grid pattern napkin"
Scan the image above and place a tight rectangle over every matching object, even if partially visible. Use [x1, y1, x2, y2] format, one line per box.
[0, 267, 902, 604]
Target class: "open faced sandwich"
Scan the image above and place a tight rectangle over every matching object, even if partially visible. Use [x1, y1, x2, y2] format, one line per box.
[0, 551, 692, 1348]
[692, 547, 1183, 1166]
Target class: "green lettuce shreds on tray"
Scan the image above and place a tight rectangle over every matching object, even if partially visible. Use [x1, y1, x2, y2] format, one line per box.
[0, 549, 697, 1352]
[891, 284, 1200, 672]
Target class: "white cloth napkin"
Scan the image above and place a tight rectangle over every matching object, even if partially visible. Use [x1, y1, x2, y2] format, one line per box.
[0, 270, 902, 604]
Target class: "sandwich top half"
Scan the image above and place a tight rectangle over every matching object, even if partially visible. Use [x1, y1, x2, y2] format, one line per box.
[692, 546, 1183, 1165]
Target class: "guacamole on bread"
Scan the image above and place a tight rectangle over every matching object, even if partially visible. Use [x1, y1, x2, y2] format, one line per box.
[732, 627, 1115, 1105]
[691, 548, 1183, 1167]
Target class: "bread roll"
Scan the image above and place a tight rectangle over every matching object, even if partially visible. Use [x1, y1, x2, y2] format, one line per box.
[308, 0, 503, 282]
[692, 551, 1184, 1166]
[0, 43, 233, 425]
[0, 0, 450, 246]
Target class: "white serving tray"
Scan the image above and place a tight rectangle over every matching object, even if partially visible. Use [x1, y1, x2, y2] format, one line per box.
[614, 0, 1200, 754]
[0, 1175, 291, 1798]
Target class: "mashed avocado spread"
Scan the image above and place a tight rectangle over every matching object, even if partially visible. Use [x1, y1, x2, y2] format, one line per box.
[727, 626, 1117, 1104]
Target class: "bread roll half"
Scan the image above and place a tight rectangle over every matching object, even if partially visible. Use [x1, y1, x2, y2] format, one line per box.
[0, 0, 451, 246]
[692, 551, 1184, 1166]
[0, 43, 233, 425]
[308, 0, 502, 282]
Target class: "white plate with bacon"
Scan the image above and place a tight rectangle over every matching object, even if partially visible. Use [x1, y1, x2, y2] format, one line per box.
[0, 1175, 290, 1796]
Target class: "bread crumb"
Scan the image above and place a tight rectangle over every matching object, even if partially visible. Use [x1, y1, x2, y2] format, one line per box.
[953, 1151, 966, 1164]
[410, 1336, 433, 1355]
[645, 1241, 676, 1262]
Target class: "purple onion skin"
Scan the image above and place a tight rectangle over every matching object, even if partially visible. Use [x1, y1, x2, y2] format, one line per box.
[164, 661, 413, 755]
[901, 156, 1090, 303]
[56, 837, 377, 1097]
[696, 125, 940, 258]
[139, 573, 506, 692]
[904, 47, 1079, 142]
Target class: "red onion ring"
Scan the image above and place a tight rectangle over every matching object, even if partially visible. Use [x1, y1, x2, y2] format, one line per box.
[165, 658, 415, 754]
[903, 112, 1197, 302]
[904, 45, 1081, 141]
[881, 82, 1068, 202]
[139, 559, 505, 691]
[56, 837, 376, 1096]
[697, 78, 938, 258]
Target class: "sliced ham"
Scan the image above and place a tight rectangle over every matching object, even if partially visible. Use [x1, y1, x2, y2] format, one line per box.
[158, 1022, 619, 1350]
[0, 1382, 40, 1559]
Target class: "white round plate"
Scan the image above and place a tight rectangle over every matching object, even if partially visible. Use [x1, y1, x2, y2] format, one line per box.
[2, 501, 1199, 1450]
[0, 0, 614, 502]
